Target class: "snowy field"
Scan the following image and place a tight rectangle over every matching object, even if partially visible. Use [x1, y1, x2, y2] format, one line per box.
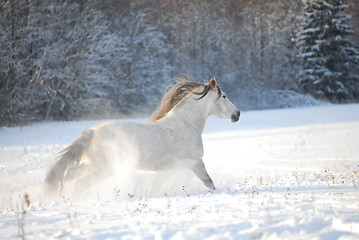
[1, 104, 359, 239]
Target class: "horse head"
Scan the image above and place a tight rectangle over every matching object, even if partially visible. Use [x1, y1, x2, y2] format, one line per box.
[207, 77, 240, 122]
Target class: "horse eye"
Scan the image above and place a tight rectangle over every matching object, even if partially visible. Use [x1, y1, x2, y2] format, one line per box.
[222, 95, 226, 99]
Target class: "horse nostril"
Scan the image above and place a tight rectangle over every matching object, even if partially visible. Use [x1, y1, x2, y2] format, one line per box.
[231, 110, 240, 122]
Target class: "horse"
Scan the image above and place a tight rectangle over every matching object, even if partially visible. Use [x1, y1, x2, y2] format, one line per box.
[44, 76, 240, 196]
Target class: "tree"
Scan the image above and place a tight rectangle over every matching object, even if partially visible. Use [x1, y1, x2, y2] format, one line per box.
[107, 2, 174, 114]
[2, 0, 358, 126]
[0, 0, 116, 124]
[297, 0, 359, 102]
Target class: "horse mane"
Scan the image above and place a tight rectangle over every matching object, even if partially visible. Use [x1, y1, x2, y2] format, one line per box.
[150, 75, 221, 122]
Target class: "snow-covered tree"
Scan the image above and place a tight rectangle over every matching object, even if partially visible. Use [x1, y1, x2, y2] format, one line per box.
[297, 0, 359, 102]
[0, 0, 115, 124]
[1, 0, 358, 126]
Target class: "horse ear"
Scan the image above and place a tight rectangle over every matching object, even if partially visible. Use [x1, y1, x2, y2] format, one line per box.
[210, 77, 216, 89]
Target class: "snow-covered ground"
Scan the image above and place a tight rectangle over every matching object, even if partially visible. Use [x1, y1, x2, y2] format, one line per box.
[1, 104, 359, 239]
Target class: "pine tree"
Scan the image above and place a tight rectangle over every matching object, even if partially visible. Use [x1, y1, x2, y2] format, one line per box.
[297, 0, 359, 102]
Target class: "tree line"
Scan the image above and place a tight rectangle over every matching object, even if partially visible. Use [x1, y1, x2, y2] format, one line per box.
[1, 0, 358, 126]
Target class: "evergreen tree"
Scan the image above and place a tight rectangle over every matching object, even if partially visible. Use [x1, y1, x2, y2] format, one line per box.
[297, 0, 359, 102]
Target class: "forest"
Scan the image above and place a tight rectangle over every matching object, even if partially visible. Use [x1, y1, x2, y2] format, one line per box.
[1, 0, 359, 126]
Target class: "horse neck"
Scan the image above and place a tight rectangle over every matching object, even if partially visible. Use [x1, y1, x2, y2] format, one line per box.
[163, 97, 210, 134]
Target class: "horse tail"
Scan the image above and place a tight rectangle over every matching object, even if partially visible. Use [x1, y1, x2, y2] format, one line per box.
[44, 129, 94, 196]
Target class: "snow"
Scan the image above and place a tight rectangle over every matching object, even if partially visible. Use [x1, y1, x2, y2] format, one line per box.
[1, 104, 359, 239]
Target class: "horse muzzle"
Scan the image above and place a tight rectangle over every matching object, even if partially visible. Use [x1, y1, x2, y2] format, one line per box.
[230, 110, 240, 122]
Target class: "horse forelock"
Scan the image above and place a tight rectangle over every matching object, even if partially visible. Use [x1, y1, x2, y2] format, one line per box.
[150, 77, 220, 122]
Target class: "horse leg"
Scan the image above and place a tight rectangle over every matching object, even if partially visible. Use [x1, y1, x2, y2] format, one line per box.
[64, 164, 93, 182]
[185, 159, 215, 190]
[72, 168, 112, 194]
[71, 140, 116, 195]
[72, 152, 114, 194]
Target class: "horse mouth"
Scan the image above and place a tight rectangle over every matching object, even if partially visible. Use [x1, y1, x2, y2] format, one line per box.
[230, 110, 240, 122]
